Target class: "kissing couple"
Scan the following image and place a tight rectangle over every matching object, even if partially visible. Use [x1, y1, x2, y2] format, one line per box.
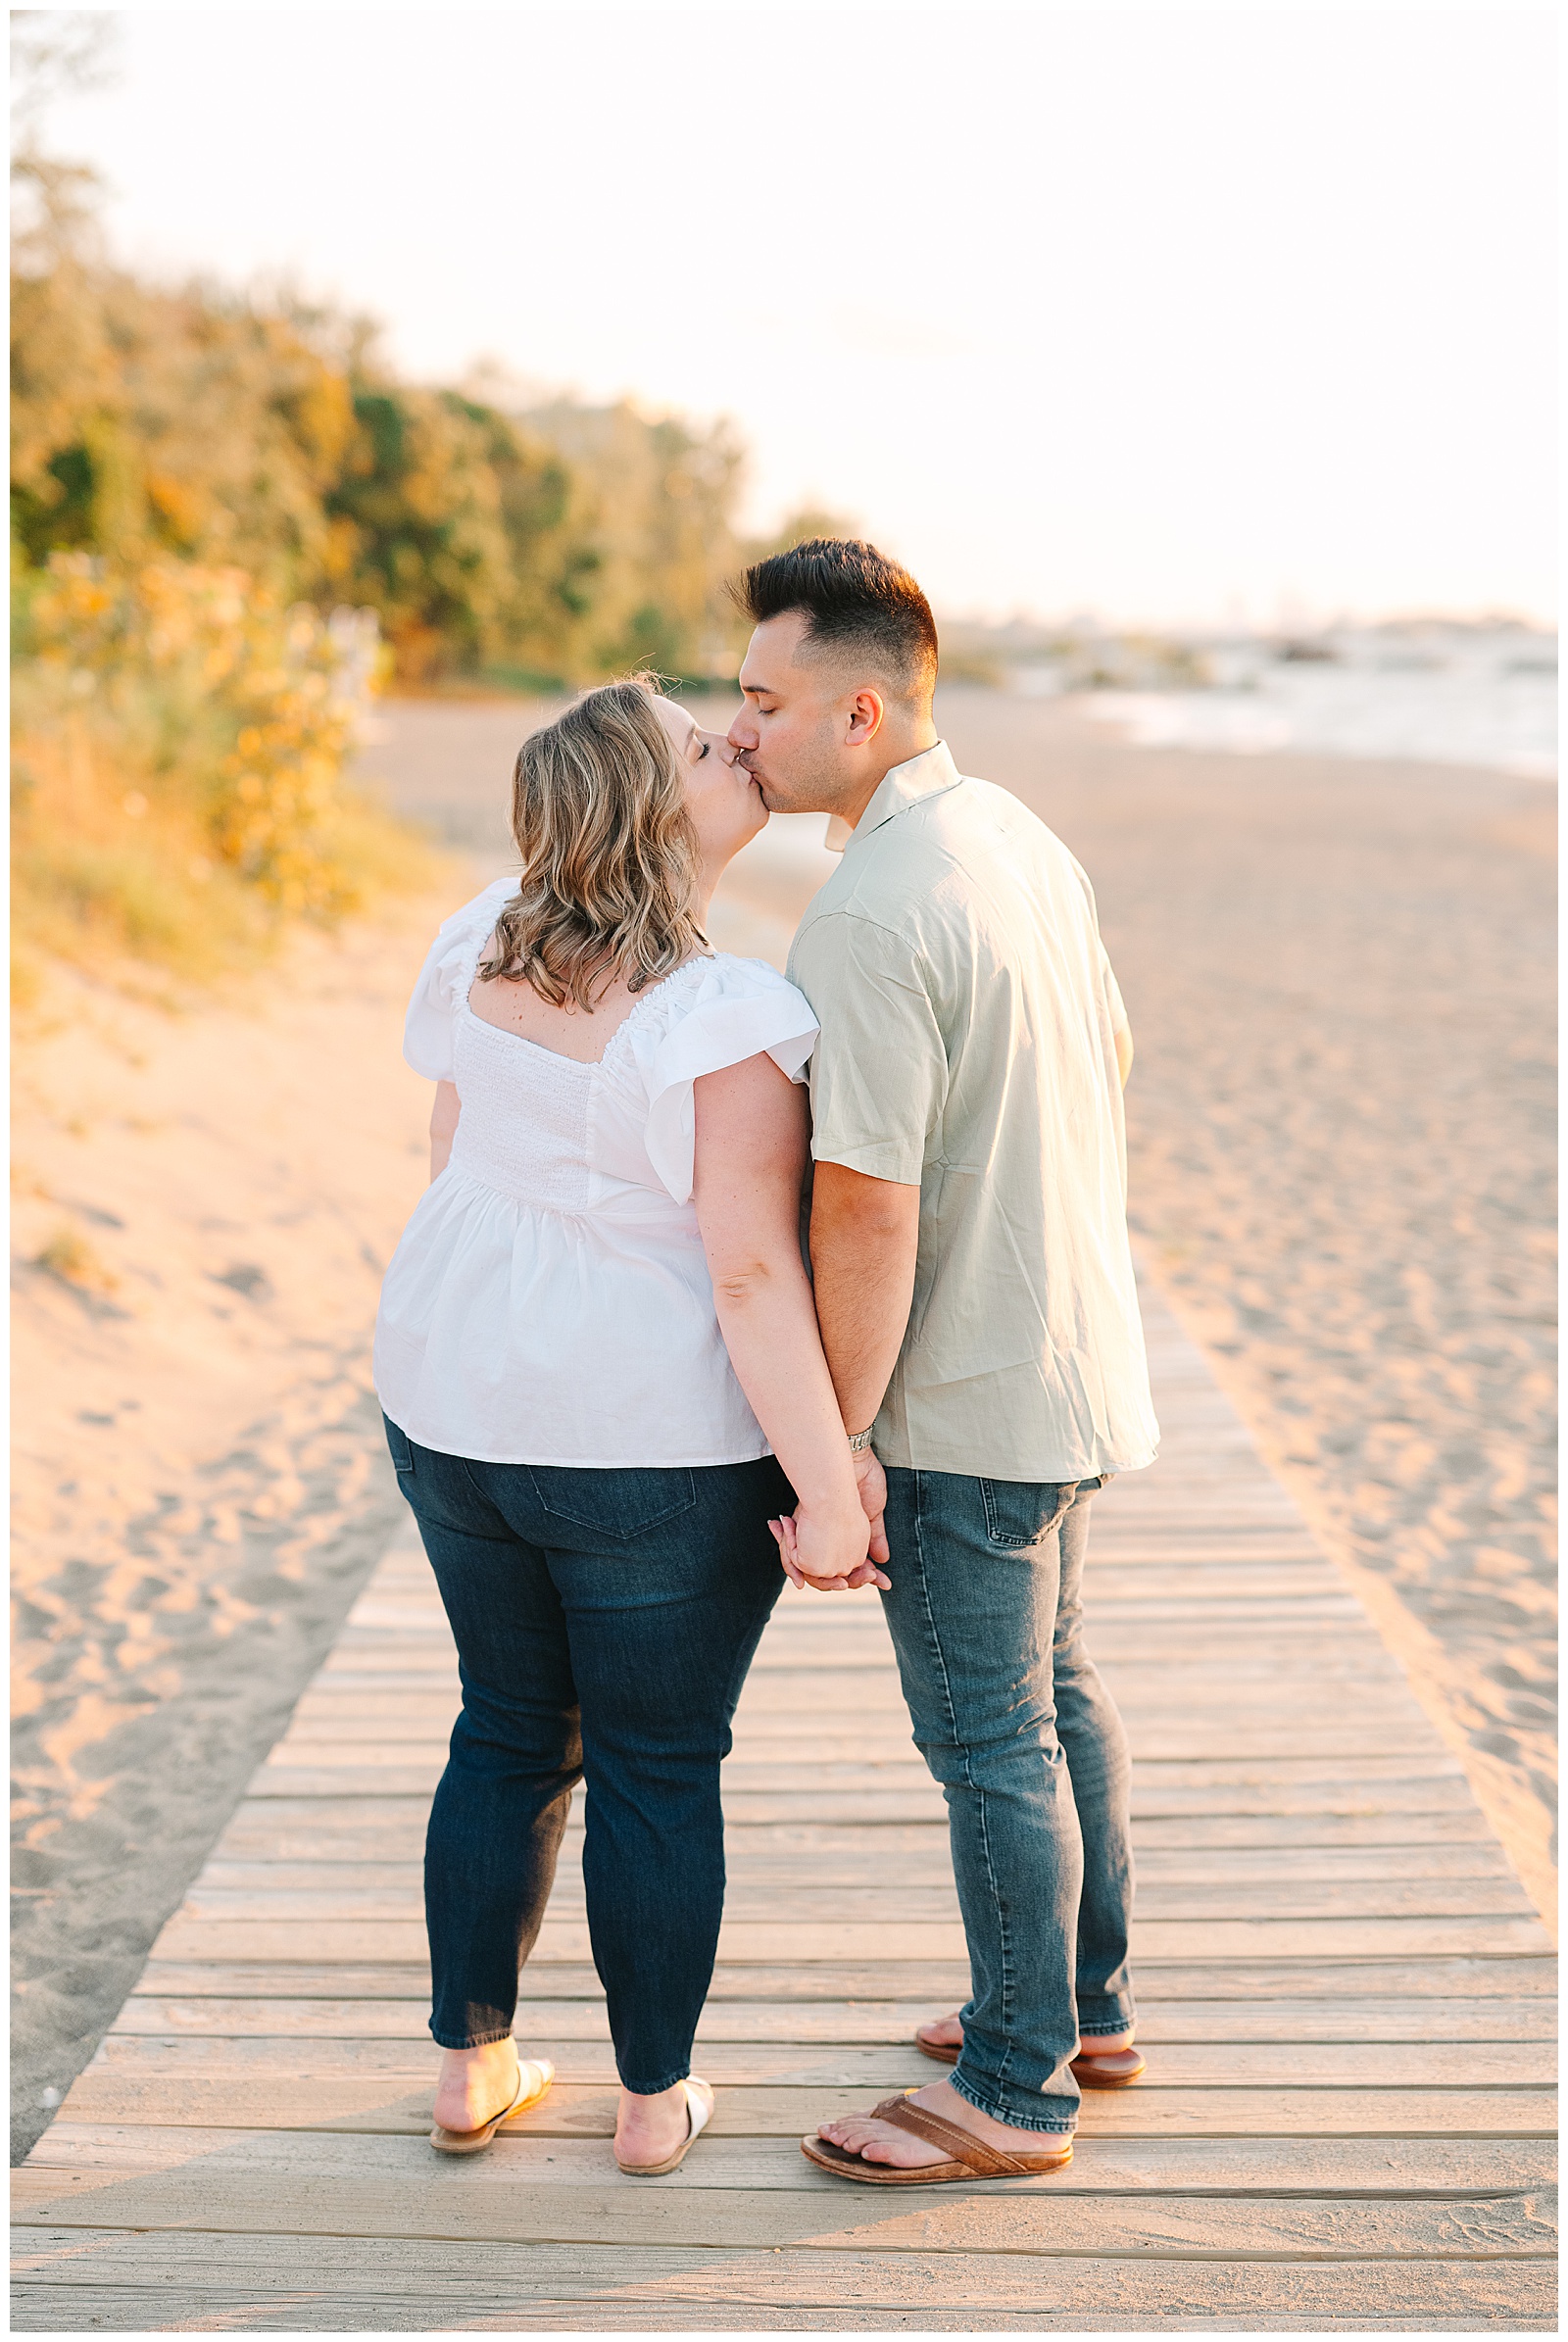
[373, 538, 1159, 2180]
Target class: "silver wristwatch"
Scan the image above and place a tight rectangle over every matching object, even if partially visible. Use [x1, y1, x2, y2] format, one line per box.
[847, 1427, 875, 1453]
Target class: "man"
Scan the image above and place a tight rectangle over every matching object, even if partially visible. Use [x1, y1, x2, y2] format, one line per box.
[727, 540, 1159, 2183]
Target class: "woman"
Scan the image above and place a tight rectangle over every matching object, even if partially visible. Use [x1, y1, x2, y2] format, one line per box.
[373, 678, 883, 2176]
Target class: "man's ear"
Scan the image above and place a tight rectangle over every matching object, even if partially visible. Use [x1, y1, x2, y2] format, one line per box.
[845, 689, 885, 746]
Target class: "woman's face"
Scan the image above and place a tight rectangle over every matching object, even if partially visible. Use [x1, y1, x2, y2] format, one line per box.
[653, 697, 767, 873]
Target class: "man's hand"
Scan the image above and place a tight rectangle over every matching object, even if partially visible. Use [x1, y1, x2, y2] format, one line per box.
[854, 1447, 890, 1567]
[770, 1504, 892, 1595]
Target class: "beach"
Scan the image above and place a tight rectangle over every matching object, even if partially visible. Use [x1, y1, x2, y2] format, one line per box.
[10, 891, 453, 2158]
[10, 688, 1554, 2163]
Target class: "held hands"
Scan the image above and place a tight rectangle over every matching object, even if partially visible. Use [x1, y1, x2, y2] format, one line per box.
[854, 1447, 890, 1569]
[768, 1449, 893, 1595]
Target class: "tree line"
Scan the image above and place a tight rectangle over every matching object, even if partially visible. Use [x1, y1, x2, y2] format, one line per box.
[12, 187, 799, 690]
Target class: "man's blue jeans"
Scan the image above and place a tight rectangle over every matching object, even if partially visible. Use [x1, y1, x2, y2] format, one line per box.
[879, 1469, 1135, 2133]
[384, 1419, 786, 2094]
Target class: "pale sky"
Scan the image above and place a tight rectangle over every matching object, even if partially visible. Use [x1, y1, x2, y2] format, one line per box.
[36, 5, 1558, 626]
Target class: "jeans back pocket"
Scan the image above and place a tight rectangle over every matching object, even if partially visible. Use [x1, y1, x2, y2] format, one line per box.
[979, 1478, 1071, 1549]
[526, 1465, 697, 1542]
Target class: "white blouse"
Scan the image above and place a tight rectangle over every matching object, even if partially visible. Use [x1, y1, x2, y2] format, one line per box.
[373, 879, 819, 1467]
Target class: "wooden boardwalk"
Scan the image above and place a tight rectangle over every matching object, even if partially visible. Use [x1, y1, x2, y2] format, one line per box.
[14, 1278, 1556, 2330]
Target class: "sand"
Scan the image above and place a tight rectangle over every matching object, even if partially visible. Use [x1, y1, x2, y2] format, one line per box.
[10, 888, 457, 2158]
[10, 685, 1554, 2161]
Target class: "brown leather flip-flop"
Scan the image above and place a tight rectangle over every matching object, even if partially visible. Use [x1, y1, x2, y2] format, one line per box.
[801, 2093, 1072, 2186]
[913, 2028, 1145, 2087]
[1072, 2043, 1146, 2087]
[912, 2029, 960, 2066]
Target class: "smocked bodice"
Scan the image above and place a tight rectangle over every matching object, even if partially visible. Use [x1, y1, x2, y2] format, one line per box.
[373, 877, 819, 1467]
[449, 1009, 595, 1214]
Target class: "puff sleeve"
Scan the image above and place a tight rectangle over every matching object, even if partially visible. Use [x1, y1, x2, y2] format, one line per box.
[402, 878, 516, 1082]
[634, 959, 818, 1204]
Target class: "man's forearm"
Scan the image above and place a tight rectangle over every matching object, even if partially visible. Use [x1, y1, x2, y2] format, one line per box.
[808, 1162, 921, 1436]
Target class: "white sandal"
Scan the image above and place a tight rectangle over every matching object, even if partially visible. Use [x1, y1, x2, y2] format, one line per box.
[615, 2075, 713, 2176]
[429, 2055, 555, 2155]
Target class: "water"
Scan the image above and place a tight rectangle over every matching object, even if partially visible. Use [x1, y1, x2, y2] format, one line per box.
[1014, 627, 1556, 780]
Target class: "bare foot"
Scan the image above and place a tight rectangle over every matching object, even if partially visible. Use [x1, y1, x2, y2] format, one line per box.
[432, 2038, 521, 2134]
[817, 2076, 1067, 2171]
[614, 2076, 712, 2171]
[914, 2010, 1136, 2058]
[913, 2010, 964, 2055]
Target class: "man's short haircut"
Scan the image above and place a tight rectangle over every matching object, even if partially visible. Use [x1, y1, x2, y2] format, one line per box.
[735, 538, 938, 704]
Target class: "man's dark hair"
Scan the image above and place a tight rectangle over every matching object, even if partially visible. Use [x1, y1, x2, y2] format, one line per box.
[735, 538, 938, 703]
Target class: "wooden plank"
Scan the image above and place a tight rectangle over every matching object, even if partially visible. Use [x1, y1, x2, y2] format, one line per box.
[248, 1749, 1475, 1789]
[89, 2032, 1554, 2090]
[267, 1703, 1428, 1749]
[128, 1954, 1560, 2004]
[9, 2283, 1555, 2332]
[109, 1995, 1561, 2044]
[290, 1651, 1435, 1714]
[10, 2232, 1557, 2328]
[731, 1666, 1420, 1705]
[196, 1839, 1527, 1885]
[169, 1878, 1540, 1921]
[147, 1913, 1553, 1964]
[24, 2124, 1558, 2196]
[14, 2171, 1554, 2258]
[725, 1728, 1453, 1760]
[52, 2073, 1558, 2138]
[211, 1805, 1506, 1858]
[236, 1770, 1486, 1822]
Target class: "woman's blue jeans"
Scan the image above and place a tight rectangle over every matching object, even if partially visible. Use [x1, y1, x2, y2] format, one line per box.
[879, 1469, 1136, 2133]
[384, 1419, 786, 2094]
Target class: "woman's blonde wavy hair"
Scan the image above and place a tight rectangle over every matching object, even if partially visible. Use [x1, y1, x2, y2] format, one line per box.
[477, 675, 707, 1009]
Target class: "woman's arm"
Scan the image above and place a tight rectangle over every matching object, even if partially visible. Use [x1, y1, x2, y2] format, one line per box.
[693, 1054, 886, 1591]
[430, 1080, 461, 1180]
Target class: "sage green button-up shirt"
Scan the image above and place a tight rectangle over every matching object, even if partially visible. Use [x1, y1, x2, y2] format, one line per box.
[787, 741, 1159, 1483]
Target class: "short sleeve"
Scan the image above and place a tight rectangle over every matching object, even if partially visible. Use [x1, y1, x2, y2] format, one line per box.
[403, 878, 516, 1082]
[639, 959, 818, 1204]
[790, 912, 946, 1185]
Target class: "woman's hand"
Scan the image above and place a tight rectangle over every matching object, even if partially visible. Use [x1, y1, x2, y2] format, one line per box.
[769, 1501, 892, 1595]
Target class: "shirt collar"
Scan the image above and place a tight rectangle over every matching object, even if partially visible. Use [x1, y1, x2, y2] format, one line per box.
[848, 740, 961, 843]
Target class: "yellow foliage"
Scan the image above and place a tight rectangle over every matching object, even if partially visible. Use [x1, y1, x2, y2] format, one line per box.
[13, 555, 433, 996]
[24, 555, 397, 914]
